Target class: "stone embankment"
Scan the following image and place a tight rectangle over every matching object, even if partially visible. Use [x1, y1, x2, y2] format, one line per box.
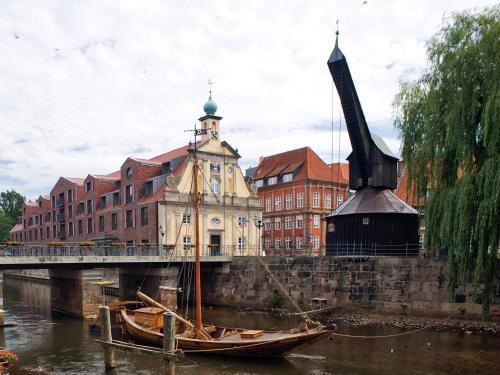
[325, 312, 500, 336]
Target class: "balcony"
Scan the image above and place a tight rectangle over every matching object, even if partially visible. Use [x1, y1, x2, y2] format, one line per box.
[57, 213, 65, 222]
[56, 197, 65, 208]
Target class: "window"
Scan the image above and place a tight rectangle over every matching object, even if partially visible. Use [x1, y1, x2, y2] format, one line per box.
[268, 176, 277, 185]
[313, 192, 320, 208]
[285, 216, 292, 229]
[275, 196, 282, 211]
[113, 192, 120, 206]
[285, 237, 291, 249]
[337, 194, 343, 207]
[126, 167, 133, 180]
[47, 212, 51, 222]
[52, 196, 55, 208]
[111, 213, 117, 230]
[77, 202, 84, 215]
[275, 238, 282, 249]
[363, 217, 369, 225]
[68, 189, 73, 203]
[87, 218, 93, 233]
[86, 181, 92, 192]
[255, 180, 263, 188]
[100, 196, 107, 209]
[325, 193, 331, 208]
[285, 194, 292, 209]
[99, 215, 104, 232]
[313, 215, 321, 228]
[264, 220, 271, 231]
[40, 228, 43, 240]
[265, 238, 271, 249]
[296, 237, 302, 249]
[52, 225, 56, 237]
[238, 237, 246, 252]
[210, 177, 219, 194]
[274, 217, 281, 230]
[46, 226, 50, 238]
[183, 236, 191, 251]
[126, 185, 134, 204]
[126, 210, 134, 228]
[78, 220, 83, 234]
[313, 236, 320, 249]
[283, 173, 293, 183]
[141, 207, 149, 226]
[238, 217, 247, 226]
[295, 215, 303, 228]
[265, 198, 272, 212]
[296, 192, 304, 208]
[182, 214, 191, 224]
[69, 222, 74, 236]
[68, 205, 73, 219]
[87, 200, 93, 214]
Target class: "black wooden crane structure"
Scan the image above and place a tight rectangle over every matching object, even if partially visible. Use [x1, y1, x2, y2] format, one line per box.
[325, 33, 419, 256]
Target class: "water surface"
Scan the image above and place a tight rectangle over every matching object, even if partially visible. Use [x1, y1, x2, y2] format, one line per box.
[2, 278, 499, 374]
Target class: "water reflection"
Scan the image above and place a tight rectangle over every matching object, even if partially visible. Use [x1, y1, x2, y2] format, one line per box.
[2, 277, 500, 375]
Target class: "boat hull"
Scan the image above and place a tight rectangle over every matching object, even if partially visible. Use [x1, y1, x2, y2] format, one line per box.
[120, 310, 333, 357]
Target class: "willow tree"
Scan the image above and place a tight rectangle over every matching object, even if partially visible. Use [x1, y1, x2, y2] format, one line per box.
[393, 6, 499, 319]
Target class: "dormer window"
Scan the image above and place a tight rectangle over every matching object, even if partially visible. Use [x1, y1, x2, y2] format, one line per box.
[255, 180, 263, 188]
[283, 173, 293, 183]
[268, 176, 277, 185]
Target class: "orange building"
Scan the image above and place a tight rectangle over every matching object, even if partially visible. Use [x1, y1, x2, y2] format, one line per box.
[249, 147, 349, 255]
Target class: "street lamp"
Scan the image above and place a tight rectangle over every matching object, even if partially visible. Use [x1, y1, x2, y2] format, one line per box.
[254, 217, 263, 256]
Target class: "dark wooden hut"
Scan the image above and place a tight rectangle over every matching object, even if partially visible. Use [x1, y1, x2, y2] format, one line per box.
[325, 33, 419, 256]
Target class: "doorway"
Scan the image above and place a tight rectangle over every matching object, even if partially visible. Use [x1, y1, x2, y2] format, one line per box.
[210, 234, 221, 256]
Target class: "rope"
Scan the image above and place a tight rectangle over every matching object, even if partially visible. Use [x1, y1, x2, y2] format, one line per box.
[330, 311, 462, 339]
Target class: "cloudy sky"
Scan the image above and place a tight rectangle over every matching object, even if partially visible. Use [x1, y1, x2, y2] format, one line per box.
[0, 0, 495, 199]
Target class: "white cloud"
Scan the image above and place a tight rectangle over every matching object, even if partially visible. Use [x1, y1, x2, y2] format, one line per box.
[0, 0, 495, 199]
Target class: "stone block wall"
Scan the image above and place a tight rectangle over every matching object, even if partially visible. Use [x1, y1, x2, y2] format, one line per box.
[201, 256, 500, 318]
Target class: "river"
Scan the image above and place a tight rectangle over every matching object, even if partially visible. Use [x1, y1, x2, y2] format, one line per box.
[1, 278, 499, 374]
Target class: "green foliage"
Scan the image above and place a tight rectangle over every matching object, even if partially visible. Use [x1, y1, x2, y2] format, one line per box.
[393, 6, 500, 319]
[269, 289, 283, 308]
[0, 190, 25, 222]
[0, 213, 14, 242]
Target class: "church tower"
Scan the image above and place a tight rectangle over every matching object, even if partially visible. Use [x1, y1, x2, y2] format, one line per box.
[199, 82, 222, 142]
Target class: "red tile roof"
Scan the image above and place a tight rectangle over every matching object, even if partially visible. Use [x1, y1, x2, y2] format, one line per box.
[329, 162, 349, 184]
[149, 144, 191, 163]
[395, 164, 422, 207]
[91, 174, 120, 181]
[254, 147, 348, 184]
[66, 177, 85, 185]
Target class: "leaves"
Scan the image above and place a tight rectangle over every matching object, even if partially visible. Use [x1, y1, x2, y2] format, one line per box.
[393, 6, 500, 319]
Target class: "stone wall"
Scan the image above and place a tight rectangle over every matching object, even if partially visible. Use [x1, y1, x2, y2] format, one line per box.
[201, 256, 500, 318]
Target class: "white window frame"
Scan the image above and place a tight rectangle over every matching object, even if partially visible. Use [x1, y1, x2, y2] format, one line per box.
[275, 196, 282, 211]
[182, 214, 191, 224]
[296, 192, 304, 208]
[274, 217, 281, 230]
[265, 238, 271, 249]
[325, 193, 331, 208]
[275, 238, 281, 249]
[313, 236, 320, 249]
[313, 215, 321, 228]
[265, 198, 272, 212]
[285, 194, 292, 209]
[268, 176, 278, 185]
[296, 237, 302, 249]
[295, 215, 303, 229]
[210, 176, 220, 194]
[337, 194, 343, 207]
[238, 237, 246, 252]
[284, 216, 292, 229]
[255, 180, 263, 188]
[283, 173, 293, 183]
[285, 237, 291, 249]
[313, 192, 320, 208]
[264, 219, 272, 231]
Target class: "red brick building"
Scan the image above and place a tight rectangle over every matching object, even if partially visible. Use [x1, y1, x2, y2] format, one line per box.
[250, 147, 349, 255]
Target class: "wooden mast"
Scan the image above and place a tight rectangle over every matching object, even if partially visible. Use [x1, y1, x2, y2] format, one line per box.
[192, 129, 203, 334]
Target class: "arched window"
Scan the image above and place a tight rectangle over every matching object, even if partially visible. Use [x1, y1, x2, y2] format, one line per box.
[126, 168, 133, 180]
[211, 176, 219, 194]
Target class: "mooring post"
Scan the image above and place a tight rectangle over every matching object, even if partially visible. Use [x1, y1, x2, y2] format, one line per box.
[0, 309, 4, 326]
[99, 305, 115, 368]
[162, 312, 176, 374]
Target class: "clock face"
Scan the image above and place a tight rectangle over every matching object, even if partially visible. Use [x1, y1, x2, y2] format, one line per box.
[211, 217, 221, 226]
[227, 166, 233, 174]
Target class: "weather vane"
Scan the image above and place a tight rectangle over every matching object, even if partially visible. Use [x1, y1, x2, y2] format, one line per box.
[208, 77, 214, 96]
[336, 19, 339, 36]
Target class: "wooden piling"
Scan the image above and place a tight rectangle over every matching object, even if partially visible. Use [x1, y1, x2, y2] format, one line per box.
[0, 310, 4, 326]
[99, 306, 115, 368]
[163, 312, 176, 374]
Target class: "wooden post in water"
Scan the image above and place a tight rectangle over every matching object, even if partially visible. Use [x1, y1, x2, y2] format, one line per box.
[163, 312, 176, 374]
[99, 306, 115, 368]
[0, 310, 4, 326]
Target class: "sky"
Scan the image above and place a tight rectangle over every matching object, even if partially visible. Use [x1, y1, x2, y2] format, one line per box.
[0, 0, 496, 200]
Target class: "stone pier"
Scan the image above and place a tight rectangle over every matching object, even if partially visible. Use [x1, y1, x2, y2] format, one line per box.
[119, 267, 179, 309]
[49, 269, 104, 319]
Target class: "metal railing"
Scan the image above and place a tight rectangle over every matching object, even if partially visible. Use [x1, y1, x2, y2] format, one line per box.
[324, 243, 421, 257]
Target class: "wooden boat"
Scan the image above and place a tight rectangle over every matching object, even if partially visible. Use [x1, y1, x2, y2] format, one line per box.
[120, 308, 333, 356]
[120, 126, 335, 356]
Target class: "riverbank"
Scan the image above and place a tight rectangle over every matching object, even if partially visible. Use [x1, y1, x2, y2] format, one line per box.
[324, 312, 500, 336]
